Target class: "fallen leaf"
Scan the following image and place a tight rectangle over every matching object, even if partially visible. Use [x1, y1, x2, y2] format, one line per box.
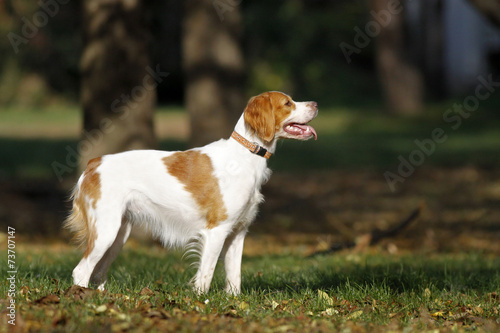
[318, 290, 329, 300]
[318, 290, 336, 306]
[34, 294, 60, 304]
[115, 313, 128, 321]
[431, 310, 446, 319]
[424, 288, 431, 299]
[320, 308, 339, 316]
[147, 310, 166, 319]
[64, 285, 96, 300]
[139, 287, 154, 296]
[95, 304, 107, 313]
[486, 292, 499, 302]
[224, 309, 239, 317]
[449, 312, 469, 321]
[19, 286, 31, 295]
[346, 310, 363, 320]
[239, 301, 249, 310]
[473, 306, 484, 315]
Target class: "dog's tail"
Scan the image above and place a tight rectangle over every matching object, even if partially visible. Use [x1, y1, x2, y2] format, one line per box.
[64, 179, 96, 258]
[64, 157, 102, 257]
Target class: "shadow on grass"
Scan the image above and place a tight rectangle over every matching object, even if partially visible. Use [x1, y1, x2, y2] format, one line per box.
[240, 254, 500, 296]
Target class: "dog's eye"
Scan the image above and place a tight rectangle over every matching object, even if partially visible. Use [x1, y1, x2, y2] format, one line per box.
[284, 100, 292, 107]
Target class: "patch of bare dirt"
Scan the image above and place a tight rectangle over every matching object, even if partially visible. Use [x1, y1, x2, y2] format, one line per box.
[254, 166, 500, 255]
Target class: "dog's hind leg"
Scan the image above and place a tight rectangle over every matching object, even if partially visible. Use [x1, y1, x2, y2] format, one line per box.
[72, 210, 125, 289]
[89, 219, 132, 290]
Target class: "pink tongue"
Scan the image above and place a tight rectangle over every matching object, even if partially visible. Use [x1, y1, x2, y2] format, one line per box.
[292, 124, 318, 140]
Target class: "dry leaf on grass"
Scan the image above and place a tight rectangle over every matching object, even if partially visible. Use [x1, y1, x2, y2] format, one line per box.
[34, 294, 60, 305]
[318, 289, 337, 306]
[139, 287, 155, 296]
[64, 285, 96, 300]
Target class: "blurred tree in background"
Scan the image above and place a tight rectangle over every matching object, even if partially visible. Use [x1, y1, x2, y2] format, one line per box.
[79, 0, 157, 171]
[0, 0, 80, 106]
[1, 0, 500, 149]
[0, 0, 380, 110]
[372, 0, 423, 115]
[183, 0, 245, 147]
[242, 1, 378, 106]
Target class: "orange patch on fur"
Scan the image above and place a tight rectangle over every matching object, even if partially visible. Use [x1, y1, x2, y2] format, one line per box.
[163, 151, 228, 229]
[65, 157, 102, 258]
[80, 157, 102, 209]
[244, 92, 293, 142]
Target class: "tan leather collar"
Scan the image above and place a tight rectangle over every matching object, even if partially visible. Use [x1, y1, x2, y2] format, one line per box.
[231, 131, 272, 159]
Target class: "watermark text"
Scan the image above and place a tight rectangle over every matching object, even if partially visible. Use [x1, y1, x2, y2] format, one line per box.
[6, 227, 17, 326]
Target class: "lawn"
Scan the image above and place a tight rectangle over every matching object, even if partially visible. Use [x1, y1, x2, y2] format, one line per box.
[1, 101, 500, 332]
[1, 240, 499, 332]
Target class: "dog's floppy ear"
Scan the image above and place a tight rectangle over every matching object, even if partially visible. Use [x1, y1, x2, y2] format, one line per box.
[243, 93, 275, 142]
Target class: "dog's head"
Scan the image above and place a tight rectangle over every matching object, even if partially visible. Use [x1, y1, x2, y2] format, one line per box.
[244, 91, 318, 142]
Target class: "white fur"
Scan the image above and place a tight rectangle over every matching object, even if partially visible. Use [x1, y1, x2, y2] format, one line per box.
[68, 92, 318, 295]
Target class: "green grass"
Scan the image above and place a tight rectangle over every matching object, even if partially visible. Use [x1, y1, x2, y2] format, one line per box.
[2, 244, 499, 332]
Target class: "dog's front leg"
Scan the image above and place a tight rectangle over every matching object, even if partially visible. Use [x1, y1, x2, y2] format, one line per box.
[193, 225, 231, 294]
[222, 227, 247, 295]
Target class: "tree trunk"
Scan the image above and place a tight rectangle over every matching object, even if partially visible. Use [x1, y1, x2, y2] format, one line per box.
[79, 0, 157, 172]
[183, 0, 245, 147]
[421, 0, 445, 98]
[372, 0, 424, 115]
[466, 0, 500, 27]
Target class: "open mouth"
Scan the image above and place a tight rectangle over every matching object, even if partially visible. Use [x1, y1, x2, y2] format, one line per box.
[284, 122, 318, 140]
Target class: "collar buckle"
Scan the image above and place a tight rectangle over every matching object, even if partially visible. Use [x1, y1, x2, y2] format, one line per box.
[252, 143, 268, 157]
[251, 142, 261, 153]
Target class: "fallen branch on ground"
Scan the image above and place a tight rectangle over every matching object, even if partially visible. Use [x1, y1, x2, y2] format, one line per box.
[309, 203, 425, 257]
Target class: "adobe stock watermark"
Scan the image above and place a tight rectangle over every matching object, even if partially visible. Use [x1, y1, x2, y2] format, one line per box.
[7, 0, 70, 54]
[6, 227, 17, 326]
[384, 74, 500, 192]
[213, 0, 242, 21]
[339, 0, 408, 64]
[51, 65, 169, 181]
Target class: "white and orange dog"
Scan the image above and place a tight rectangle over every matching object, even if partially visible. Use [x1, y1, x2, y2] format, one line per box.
[66, 91, 318, 294]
